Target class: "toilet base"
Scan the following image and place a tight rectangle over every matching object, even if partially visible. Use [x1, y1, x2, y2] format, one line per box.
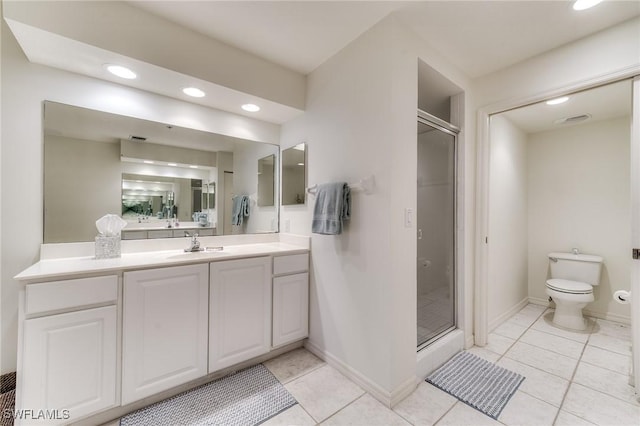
[546, 287, 593, 331]
[552, 305, 588, 331]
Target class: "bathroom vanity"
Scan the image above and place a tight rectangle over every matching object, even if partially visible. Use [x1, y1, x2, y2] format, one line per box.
[13, 237, 309, 425]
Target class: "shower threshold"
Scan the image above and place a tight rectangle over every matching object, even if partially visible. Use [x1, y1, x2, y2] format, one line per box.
[418, 324, 457, 352]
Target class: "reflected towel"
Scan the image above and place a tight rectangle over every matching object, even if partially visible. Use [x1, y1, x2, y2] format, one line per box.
[312, 182, 350, 235]
[231, 195, 250, 225]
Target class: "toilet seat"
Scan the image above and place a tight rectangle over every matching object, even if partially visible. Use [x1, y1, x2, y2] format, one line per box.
[546, 278, 592, 295]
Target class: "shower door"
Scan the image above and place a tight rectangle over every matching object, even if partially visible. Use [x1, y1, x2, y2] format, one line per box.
[417, 111, 458, 349]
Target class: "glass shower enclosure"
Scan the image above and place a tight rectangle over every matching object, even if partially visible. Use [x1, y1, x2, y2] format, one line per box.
[417, 110, 458, 349]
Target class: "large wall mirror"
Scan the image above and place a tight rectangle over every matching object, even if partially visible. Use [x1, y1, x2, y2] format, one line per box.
[43, 101, 279, 243]
[281, 143, 306, 205]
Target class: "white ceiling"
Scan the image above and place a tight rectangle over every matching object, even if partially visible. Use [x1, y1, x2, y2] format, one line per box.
[129, 1, 640, 78]
[7, 1, 639, 127]
[499, 78, 632, 134]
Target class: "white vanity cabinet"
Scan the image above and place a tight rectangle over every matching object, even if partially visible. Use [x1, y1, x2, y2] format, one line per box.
[122, 264, 209, 405]
[272, 254, 309, 347]
[16, 241, 309, 425]
[19, 276, 118, 425]
[209, 257, 272, 372]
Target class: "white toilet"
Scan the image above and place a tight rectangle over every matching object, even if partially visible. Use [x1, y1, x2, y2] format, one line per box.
[545, 251, 603, 331]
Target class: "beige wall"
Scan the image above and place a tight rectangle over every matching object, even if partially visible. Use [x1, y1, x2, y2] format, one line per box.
[281, 15, 473, 399]
[44, 135, 122, 242]
[488, 115, 529, 328]
[528, 117, 631, 322]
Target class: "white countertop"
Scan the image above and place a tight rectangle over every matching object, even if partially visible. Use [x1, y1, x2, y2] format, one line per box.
[15, 241, 309, 282]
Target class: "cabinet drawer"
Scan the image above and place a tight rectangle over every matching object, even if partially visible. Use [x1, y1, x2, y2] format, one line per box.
[273, 253, 309, 275]
[26, 275, 118, 315]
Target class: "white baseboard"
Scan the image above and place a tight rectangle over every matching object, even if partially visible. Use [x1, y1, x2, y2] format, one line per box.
[583, 309, 631, 325]
[304, 340, 416, 408]
[528, 296, 631, 325]
[488, 297, 530, 332]
[528, 296, 551, 307]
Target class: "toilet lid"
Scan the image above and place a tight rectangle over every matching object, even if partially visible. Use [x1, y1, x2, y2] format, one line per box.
[546, 279, 592, 294]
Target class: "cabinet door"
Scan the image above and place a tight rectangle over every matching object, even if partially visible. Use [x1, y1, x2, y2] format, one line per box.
[21, 306, 117, 425]
[273, 273, 309, 347]
[209, 257, 271, 372]
[122, 264, 208, 405]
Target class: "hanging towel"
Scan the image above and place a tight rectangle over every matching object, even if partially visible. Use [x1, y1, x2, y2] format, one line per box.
[312, 182, 350, 235]
[231, 195, 250, 225]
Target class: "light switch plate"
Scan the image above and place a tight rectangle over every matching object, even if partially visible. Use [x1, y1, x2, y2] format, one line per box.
[404, 208, 413, 228]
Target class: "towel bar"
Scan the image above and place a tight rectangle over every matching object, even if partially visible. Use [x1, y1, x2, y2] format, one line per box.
[306, 175, 374, 195]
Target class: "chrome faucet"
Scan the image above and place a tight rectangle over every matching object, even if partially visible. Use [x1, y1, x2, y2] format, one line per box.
[572, 247, 580, 255]
[184, 232, 202, 252]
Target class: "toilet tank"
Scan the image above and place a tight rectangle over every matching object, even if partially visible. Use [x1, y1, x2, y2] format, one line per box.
[548, 252, 603, 285]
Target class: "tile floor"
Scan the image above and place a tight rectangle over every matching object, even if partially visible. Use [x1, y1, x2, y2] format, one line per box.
[105, 304, 639, 425]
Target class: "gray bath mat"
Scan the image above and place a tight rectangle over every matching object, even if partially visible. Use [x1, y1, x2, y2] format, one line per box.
[426, 351, 524, 419]
[120, 364, 296, 426]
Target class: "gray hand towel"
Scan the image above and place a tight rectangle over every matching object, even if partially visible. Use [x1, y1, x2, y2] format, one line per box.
[231, 195, 250, 225]
[312, 182, 350, 235]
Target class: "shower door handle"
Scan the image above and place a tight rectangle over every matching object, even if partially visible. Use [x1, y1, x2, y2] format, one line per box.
[417, 229, 423, 240]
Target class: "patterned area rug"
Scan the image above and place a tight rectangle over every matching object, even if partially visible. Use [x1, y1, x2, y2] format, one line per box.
[120, 364, 297, 426]
[0, 372, 16, 426]
[427, 351, 524, 419]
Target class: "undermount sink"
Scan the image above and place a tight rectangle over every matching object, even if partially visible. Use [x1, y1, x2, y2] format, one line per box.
[183, 246, 224, 253]
[166, 247, 227, 261]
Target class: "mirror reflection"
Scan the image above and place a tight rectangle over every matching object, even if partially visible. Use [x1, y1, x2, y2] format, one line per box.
[43, 101, 279, 243]
[282, 143, 306, 205]
[257, 155, 275, 207]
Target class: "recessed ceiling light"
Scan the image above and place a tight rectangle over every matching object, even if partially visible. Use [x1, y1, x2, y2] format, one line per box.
[242, 103, 260, 112]
[105, 64, 137, 79]
[143, 160, 154, 164]
[189, 165, 198, 169]
[167, 163, 177, 167]
[183, 87, 205, 98]
[546, 96, 569, 105]
[573, 0, 602, 11]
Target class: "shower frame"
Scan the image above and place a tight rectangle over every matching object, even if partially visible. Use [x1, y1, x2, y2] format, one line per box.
[417, 108, 460, 351]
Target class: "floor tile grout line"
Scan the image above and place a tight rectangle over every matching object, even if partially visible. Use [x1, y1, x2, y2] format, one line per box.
[507, 338, 583, 362]
[564, 319, 640, 410]
[295, 402, 319, 425]
[492, 307, 547, 364]
[432, 401, 462, 426]
[497, 310, 639, 417]
[278, 360, 327, 385]
[495, 308, 590, 375]
[552, 324, 593, 426]
[390, 402, 419, 426]
[493, 307, 562, 424]
[449, 306, 635, 426]
[313, 392, 367, 425]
